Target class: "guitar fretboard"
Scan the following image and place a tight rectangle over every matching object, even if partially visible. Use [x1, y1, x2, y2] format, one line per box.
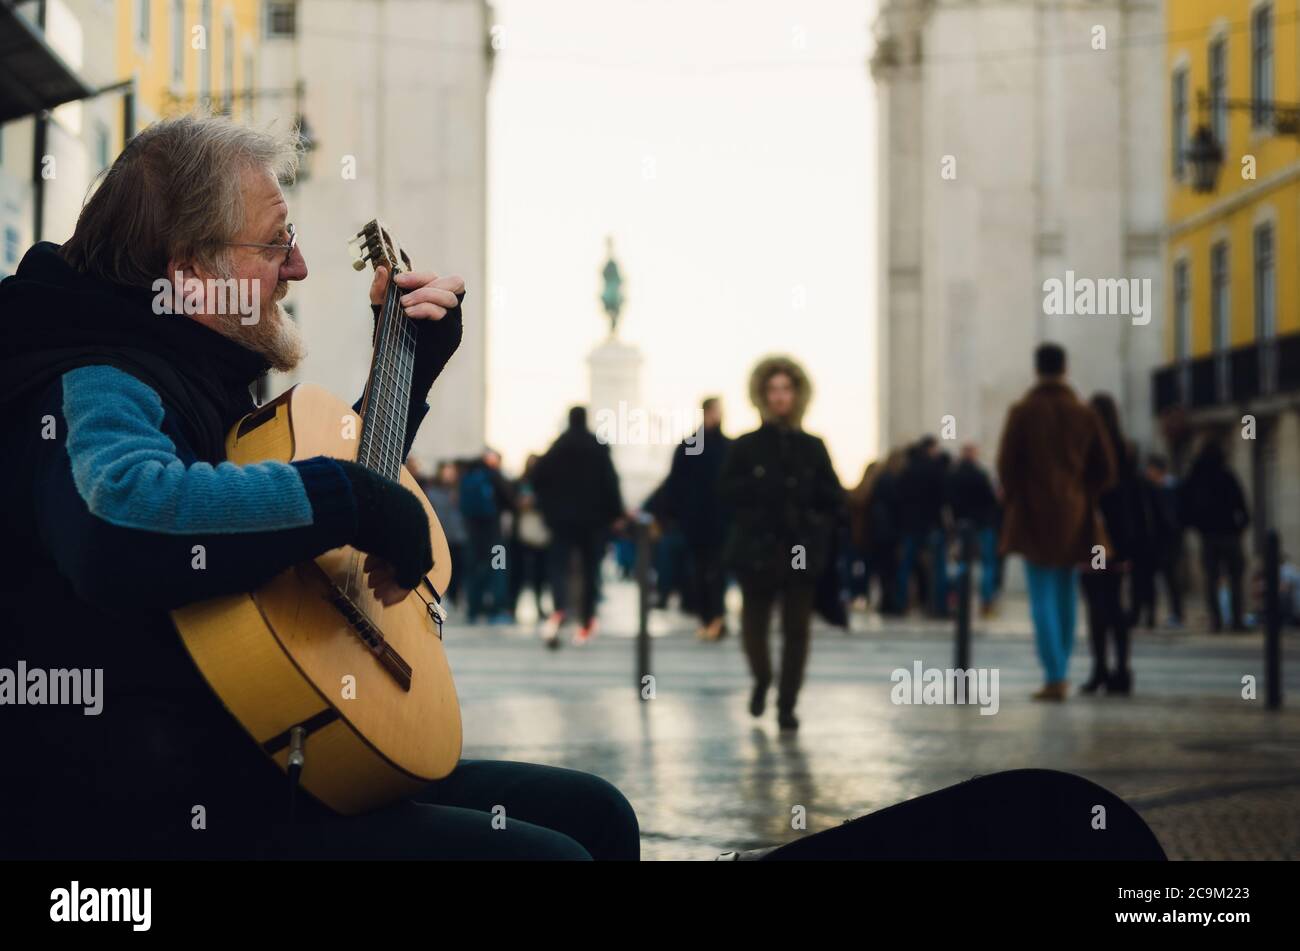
[356, 280, 417, 482]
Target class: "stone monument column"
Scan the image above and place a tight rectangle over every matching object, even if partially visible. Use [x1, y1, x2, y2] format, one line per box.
[587, 239, 659, 508]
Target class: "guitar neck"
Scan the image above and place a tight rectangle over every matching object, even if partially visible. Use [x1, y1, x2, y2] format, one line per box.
[356, 280, 417, 481]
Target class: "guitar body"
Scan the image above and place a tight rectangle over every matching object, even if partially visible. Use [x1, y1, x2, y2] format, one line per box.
[171, 383, 461, 816]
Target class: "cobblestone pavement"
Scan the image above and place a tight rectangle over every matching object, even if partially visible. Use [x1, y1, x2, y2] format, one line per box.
[444, 581, 1300, 860]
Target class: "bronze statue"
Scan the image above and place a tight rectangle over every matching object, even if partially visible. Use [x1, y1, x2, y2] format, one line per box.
[600, 236, 624, 336]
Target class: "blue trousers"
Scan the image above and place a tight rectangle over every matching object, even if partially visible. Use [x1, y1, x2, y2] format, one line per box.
[898, 529, 948, 613]
[1024, 562, 1078, 683]
[465, 518, 508, 620]
[977, 526, 1000, 607]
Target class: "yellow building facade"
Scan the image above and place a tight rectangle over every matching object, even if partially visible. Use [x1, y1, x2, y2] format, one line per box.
[115, 0, 265, 142]
[1162, 1, 1300, 562]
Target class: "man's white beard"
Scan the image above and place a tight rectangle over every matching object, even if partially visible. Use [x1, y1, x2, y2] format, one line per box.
[209, 292, 306, 372]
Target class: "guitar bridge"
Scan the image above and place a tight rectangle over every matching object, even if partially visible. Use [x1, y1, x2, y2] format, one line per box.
[293, 563, 414, 691]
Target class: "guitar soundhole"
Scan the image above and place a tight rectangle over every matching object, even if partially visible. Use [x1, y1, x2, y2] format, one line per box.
[236, 402, 279, 438]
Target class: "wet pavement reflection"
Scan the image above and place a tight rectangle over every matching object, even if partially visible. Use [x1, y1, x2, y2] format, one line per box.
[446, 581, 1300, 860]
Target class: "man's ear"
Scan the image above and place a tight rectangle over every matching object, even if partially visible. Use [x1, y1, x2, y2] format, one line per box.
[166, 257, 195, 284]
[165, 257, 208, 317]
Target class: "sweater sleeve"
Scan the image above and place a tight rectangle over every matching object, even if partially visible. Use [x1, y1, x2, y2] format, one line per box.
[34, 364, 359, 613]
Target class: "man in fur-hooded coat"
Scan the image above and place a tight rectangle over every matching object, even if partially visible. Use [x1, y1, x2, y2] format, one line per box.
[719, 355, 843, 729]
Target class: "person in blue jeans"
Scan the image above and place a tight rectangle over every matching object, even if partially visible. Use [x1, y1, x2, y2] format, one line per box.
[460, 451, 515, 623]
[945, 443, 1002, 615]
[996, 344, 1116, 700]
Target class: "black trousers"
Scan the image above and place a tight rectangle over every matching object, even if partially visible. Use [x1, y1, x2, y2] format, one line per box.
[511, 541, 548, 616]
[1081, 570, 1130, 676]
[1133, 547, 1183, 626]
[268, 760, 640, 860]
[549, 529, 604, 625]
[739, 578, 815, 713]
[689, 542, 726, 625]
[1200, 532, 1245, 629]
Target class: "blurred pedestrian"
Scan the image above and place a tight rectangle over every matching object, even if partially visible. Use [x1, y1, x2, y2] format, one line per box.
[509, 453, 550, 622]
[423, 461, 468, 608]
[946, 443, 1001, 616]
[847, 461, 880, 609]
[996, 344, 1116, 701]
[459, 449, 515, 624]
[648, 397, 733, 640]
[1080, 394, 1147, 695]
[720, 356, 843, 730]
[897, 436, 950, 617]
[868, 449, 907, 616]
[1133, 454, 1185, 628]
[1179, 440, 1250, 632]
[532, 406, 625, 647]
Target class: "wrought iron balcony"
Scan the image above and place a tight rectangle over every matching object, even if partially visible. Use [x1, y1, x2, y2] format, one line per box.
[1154, 334, 1300, 413]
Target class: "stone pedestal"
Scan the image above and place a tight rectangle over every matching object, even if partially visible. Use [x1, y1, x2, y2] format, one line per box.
[587, 335, 661, 509]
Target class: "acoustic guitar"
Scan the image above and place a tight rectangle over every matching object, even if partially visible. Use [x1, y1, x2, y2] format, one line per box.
[171, 220, 461, 815]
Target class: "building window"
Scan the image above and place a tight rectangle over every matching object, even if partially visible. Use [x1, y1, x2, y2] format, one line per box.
[1174, 259, 1191, 360]
[222, 18, 235, 113]
[1209, 36, 1228, 147]
[171, 0, 185, 86]
[242, 50, 255, 117]
[1252, 3, 1273, 128]
[4, 227, 19, 269]
[265, 1, 297, 38]
[1211, 242, 1230, 351]
[135, 0, 150, 45]
[1171, 67, 1188, 179]
[1255, 222, 1276, 393]
[1211, 241, 1230, 400]
[1174, 258, 1192, 403]
[199, 0, 212, 106]
[1254, 223, 1275, 340]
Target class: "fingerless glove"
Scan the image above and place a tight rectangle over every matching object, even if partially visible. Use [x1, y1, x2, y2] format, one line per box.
[335, 459, 433, 590]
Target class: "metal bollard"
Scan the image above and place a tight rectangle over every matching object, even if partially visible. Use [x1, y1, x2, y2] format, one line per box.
[1265, 530, 1282, 710]
[635, 514, 653, 693]
[955, 520, 973, 670]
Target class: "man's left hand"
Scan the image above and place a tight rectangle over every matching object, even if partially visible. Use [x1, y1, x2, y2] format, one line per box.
[370, 266, 465, 322]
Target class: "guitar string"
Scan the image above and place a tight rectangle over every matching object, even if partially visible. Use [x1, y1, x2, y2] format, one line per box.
[371, 282, 415, 479]
[349, 272, 420, 603]
[350, 278, 402, 598]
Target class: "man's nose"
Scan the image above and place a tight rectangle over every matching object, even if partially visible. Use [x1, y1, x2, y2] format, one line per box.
[280, 244, 308, 281]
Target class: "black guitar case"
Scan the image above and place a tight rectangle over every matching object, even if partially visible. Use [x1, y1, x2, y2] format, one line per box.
[759, 769, 1166, 860]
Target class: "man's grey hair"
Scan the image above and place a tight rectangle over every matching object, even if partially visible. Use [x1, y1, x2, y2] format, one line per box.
[61, 112, 301, 287]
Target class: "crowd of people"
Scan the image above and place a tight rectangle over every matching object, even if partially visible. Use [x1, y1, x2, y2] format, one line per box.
[412, 406, 625, 649]
[416, 343, 1276, 721]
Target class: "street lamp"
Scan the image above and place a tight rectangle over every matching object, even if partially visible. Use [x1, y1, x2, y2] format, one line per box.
[291, 111, 318, 183]
[1186, 124, 1224, 194]
[1187, 90, 1300, 194]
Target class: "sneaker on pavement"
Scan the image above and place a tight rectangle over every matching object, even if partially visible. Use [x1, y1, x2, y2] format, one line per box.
[541, 611, 565, 647]
[573, 618, 598, 646]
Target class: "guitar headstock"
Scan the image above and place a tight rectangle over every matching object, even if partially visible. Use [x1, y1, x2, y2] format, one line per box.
[349, 219, 412, 275]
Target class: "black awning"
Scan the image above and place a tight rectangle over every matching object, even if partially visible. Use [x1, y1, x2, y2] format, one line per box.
[0, 2, 97, 123]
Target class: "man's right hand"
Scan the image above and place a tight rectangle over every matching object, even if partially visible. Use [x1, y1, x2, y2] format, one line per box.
[334, 459, 433, 604]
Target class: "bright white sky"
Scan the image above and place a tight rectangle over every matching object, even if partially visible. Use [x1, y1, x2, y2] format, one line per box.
[486, 0, 877, 489]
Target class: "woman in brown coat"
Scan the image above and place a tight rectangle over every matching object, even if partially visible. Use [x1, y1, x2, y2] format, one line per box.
[996, 344, 1115, 700]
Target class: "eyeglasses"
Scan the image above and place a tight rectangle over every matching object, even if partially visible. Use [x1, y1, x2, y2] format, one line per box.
[225, 223, 297, 265]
